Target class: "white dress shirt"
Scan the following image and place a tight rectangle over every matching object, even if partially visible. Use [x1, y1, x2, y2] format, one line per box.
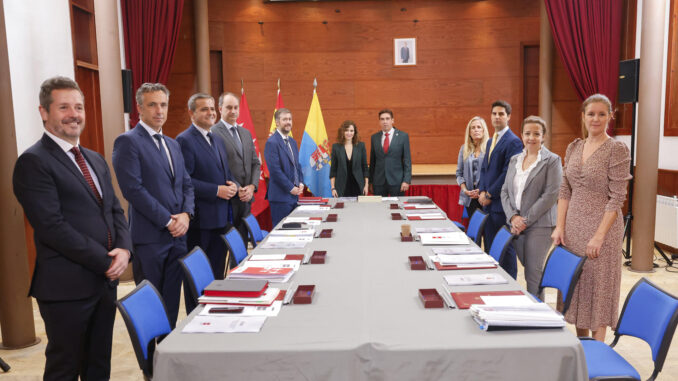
[380, 127, 394, 148]
[44, 130, 102, 196]
[512, 148, 542, 210]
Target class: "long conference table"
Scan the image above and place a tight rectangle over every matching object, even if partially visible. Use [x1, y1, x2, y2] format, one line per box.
[154, 198, 587, 380]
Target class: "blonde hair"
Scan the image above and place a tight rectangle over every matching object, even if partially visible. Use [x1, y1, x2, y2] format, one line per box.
[580, 93, 614, 139]
[462, 116, 489, 160]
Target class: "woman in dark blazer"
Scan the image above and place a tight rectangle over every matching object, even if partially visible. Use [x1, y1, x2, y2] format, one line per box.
[500, 115, 562, 298]
[330, 120, 369, 197]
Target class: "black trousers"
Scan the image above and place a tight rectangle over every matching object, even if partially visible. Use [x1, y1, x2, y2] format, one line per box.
[372, 183, 403, 197]
[37, 285, 116, 381]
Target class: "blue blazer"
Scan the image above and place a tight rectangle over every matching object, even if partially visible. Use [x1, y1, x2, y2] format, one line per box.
[264, 131, 303, 204]
[176, 125, 235, 230]
[478, 128, 523, 213]
[112, 124, 195, 244]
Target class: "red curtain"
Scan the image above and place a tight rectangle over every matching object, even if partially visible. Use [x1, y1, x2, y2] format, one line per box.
[120, 0, 185, 128]
[544, 0, 623, 135]
[406, 185, 463, 223]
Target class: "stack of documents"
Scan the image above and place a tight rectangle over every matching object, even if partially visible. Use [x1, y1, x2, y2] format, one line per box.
[200, 302, 282, 317]
[259, 234, 313, 249]
[248, 253, 305, 262]
[419, 232, 469, 245]
[198, 287, 281, 306]
[182, 315, 267, 333]
[228, 260, 298, 282]
[403, 204, 438, 210]
[469, 303, 566, 331]
[284, 216, 322, 226]
[269, 229, 316, 237]
[436, 254, 496, 266]
[444, 273, 508, 286]
[405, 211, 447, 220]
[358, 195, 382, 202]
[432, 247, 485, 255]
[297, 197, 329, 205]
[415, 227, 457, 235]
[296, 204, 331, 211]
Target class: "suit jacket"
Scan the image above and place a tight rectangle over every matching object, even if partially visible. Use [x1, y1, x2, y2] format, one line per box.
[478, 128, 523, 213]
[456, 146, 486, 207]
[330, 142, 368, 195]
[210, 120, 261, 196]
[176, 124, 235, 230]
[13, 134, 132, 301]
[112, 124, 195, 244]
[369, 128, 412, 186]
[500, 147, 562, 229]
[264, 131, 303, 204]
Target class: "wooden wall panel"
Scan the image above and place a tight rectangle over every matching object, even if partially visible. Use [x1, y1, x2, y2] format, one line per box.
[165, 0, 584, 164]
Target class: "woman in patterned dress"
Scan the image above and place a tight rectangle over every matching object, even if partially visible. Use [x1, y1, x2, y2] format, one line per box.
[551, 94, 632, 341]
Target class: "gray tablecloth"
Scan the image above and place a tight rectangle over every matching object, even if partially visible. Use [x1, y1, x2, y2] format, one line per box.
[154, 199, 587, 381]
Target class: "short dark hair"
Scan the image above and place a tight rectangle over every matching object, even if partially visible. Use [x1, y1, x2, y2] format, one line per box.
[521, 115, 547, 135]
[218, 92, 238, 108]
[39, 76, 83, 111]
[274, 107, 292, 121]
[187, 93, 213, 112]
[491, 100, 512, 115]
[337, 120, 360, 145]
[136, 83, 170, 105]
[378, 109, 393, 118]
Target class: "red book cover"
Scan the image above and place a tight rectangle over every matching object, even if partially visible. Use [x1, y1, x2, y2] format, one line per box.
[450, 290, 525, 309]
[238, 267, 293, 276]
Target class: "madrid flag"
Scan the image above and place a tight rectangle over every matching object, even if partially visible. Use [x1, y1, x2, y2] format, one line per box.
[299, 89, 332, 197]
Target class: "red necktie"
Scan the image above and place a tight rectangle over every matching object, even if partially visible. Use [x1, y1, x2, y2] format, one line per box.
[71, 147, 112, 249]
[383, 132, 390, 154]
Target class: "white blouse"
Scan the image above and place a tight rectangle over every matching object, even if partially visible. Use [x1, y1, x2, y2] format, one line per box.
[513, 149, 542, 210]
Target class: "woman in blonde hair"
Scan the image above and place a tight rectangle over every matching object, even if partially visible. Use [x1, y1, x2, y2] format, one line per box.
[456, 116, 489, 217]
[551, 94, 632, 341]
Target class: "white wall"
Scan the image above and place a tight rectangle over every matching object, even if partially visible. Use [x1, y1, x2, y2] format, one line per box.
[4, 0, 74, 155]
[616, 0, 678, 171]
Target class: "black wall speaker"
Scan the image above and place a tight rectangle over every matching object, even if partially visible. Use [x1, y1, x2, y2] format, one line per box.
[121, 69, 133, 113]
[618, 59, 639, 104]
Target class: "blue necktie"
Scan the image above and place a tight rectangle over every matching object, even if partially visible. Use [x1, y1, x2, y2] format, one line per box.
[285, 138, 299, 186]
[153, 134, 174, 179]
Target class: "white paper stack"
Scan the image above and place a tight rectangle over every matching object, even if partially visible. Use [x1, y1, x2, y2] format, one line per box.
[228, 263, 296, 282]
[469, 303, 566, 331]
[284, 216, 322, 225]
[269, 229, 316, 237]
[415, 227, 457, 234]
[296, 205, 331, 211]
[259, 235, 312, 249]
[198, 287, 281, 306]
[404, 204, 437, 209]
[182, 315, 267, 333]
[432, 246, 485, 255]
[434, 254, 496, 268]
[444, 273, 508, 286]
[199, 302, 283, 317]
[419, 232, 469, 245]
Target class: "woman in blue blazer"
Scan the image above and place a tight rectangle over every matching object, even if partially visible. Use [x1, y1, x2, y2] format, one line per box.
[456, 116, 489, 217]
[330, 120, 369, 197]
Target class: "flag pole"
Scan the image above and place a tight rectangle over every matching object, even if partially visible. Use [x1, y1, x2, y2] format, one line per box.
[241, 78, 244, 95]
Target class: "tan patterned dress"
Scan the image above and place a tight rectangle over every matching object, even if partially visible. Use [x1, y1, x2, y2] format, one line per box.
[559, 138, 631, 330]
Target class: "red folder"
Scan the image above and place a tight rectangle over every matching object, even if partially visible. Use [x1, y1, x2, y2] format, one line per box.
[450, 290, 525, 309]
[434, 262, 497, 271]
[203, 279, 269, 298]
[407, 215, 446, 221]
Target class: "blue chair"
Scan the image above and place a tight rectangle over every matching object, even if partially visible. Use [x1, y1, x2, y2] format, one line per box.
[222, 227, 249, 269]
[243, 213, 269, 248]
[486, 226, 514, 264]
[116, 280, 172, 380]
[537, 245, 586, 314]
[462, 206, 469, 220]
[179, 246, 215, 313]
[466, 209, 488, 246]
[452, 221, 466, 232]
[580, 277, 678, 380]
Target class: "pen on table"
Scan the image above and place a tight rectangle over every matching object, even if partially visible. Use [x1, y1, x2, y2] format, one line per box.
[283, 282, 296, 305]
[440, 283, 457, 309]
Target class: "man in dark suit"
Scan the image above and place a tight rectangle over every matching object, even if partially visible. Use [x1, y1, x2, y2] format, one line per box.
[210, 92, 261, 241]
[112, 83, 194, 326]
[177, 93, 238, 277]
[400, 42, 410, 63]
[369, 109, 412, 196]
[478, 100, 523, 278]
[264, 108, 304, 227]
[13, 76, 132, 381]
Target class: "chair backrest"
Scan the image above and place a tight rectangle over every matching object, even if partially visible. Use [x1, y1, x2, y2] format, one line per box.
[243, 213, 265, 247]
[116, 280, 172, 379]
[222, 227, 249, 267]
[179, 246, 214, 313]
[614, 277, 678, 377]
[537, 245, 586, 314]
[462, 206, 469, 219]
[487, 226, 514, 263]
[466, 209, 488, 245]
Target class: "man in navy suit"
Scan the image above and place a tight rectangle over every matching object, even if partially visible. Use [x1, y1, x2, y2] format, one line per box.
[13, 76, 132, 380]
[264, 108, 304, 227]
[177, 93, 238, 278]
[112, 83, 194, 326]
[478, 100, 523, 278]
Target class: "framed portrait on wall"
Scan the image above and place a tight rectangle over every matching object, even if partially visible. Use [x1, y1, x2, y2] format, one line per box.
[394, 38, 416, 66]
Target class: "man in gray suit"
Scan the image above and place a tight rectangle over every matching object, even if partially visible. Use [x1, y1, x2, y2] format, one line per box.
[211, 92, 261, 241]
[369, 109, 412, 196]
